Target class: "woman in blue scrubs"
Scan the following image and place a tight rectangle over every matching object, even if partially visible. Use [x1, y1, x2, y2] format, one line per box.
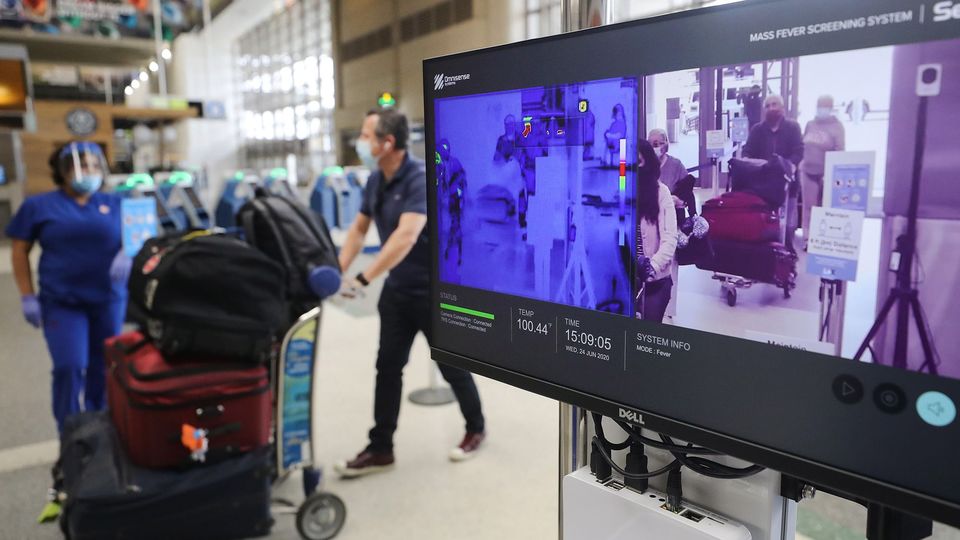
[5, 141, 130, 433]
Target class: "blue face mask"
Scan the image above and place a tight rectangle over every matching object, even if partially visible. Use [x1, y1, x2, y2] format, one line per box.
[71, 175, 103, 194]
[355, 139, 379, 170]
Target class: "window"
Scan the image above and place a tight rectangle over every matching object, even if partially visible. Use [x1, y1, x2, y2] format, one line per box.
[235, 0, 337, 179]
[525, 0, 561, 39]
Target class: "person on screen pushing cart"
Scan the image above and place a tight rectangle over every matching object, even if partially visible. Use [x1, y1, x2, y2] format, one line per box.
[335, 108, 487, 478]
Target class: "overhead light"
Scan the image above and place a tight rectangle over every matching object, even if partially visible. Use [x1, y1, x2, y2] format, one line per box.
[124, 86, 133, 96]
[131, 79, 141, 89]
[149, 60, 159, 72]
[161, 48, 172, 61]
[139, 71, 149, 82]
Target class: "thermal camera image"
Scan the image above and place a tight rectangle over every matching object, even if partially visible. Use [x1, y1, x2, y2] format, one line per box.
[434, 77, 639, 315]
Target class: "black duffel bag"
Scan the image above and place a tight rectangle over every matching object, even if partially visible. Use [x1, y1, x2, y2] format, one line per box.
[728, 155, 791, 209]
[237, 189, 341, 304]
[128, 231, 287, 364]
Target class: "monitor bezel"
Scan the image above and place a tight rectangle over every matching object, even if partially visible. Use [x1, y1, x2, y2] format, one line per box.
[423, 0, 960, 526]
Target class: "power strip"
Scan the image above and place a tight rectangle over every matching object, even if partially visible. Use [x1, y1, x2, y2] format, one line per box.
[563, 467, 752, 540]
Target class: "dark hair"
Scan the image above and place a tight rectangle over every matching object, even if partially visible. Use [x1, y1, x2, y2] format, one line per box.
[48, 144, 70, 186]
[367, 108, 409, 150]
[635, 139, 662, 223]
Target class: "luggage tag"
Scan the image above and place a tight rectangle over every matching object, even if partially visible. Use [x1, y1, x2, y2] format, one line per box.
[181, 424, 210, 463]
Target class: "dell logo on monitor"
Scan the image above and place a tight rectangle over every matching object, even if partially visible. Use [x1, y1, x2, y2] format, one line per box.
[933, 1, 960, 22]
[618, 408, 643, 424]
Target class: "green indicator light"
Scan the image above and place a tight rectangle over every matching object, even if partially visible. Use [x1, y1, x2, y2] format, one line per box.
[233, 171, 245, 181]
[269, 168, 288, 178]
[619, 177, 626, 191]
[167, 171, 192, 185]
[440, 303, 495, 321]
[522, 116, 533, 122]
[118, 173, 154, 190]
[322, 166, 345, 176]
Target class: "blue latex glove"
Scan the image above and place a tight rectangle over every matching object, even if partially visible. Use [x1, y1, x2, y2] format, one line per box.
[109, 251, 133, 285]
[21, 294, 41, 328]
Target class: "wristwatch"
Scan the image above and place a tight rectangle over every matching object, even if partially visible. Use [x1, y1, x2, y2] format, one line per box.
[355, 272, 370, 287]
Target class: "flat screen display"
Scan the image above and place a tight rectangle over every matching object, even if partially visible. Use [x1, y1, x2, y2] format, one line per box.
[425, 0, 960, 525]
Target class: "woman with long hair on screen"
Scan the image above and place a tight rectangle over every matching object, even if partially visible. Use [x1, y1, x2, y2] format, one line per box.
[634, 139, 678, 322]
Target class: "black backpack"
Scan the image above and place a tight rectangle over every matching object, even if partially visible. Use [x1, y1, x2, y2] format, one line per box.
[237, 190, 341, 303]
[128, 231, 288, 363]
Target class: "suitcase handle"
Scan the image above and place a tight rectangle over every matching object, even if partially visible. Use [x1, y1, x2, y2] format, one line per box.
[196, 404, 225, 417]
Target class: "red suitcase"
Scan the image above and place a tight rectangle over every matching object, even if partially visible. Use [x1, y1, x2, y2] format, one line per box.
[701, 191, 780, 243]
[105, 331, 272, 469]
[696, 239, 797, 291]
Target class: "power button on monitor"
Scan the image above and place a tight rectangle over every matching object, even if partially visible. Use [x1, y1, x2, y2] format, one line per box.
[916, 392, 956, 427]
[832, 375, 863, 404]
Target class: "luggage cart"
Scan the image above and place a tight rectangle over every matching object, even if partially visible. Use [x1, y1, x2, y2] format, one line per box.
[699, 160, 798, 307]
[272, 306, 346, 540]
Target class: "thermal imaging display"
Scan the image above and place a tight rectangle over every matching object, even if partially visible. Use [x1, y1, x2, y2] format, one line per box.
[434, 77, 638, 316]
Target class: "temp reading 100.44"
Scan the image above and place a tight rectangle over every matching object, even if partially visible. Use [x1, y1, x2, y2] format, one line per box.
[517, 318, 552, 335]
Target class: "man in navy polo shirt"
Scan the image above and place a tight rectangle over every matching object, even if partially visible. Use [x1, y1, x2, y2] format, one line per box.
[335, 108, 486, 477]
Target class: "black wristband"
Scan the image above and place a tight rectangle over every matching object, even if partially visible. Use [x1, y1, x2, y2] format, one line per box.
[355, 272, 370, 287]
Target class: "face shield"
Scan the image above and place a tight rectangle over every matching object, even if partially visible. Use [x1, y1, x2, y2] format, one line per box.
[58, 141, 109, 194]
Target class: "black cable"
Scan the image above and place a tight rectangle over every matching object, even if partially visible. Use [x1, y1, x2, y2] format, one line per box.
[591, 437, 680, 480]
[593, 413, 632, 451]
[614, 420, 723, 456]
[660, 435, 765, 479]
[591, 414, 762, 482]
[665, 467, 684, 512]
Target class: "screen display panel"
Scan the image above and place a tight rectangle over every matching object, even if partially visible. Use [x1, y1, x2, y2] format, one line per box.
[426, 0, 960, 524]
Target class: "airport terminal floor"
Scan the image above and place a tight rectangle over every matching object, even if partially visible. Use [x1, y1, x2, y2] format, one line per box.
[2, 247, 958, 540]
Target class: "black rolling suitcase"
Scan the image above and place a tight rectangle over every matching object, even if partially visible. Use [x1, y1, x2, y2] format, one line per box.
[59, 412, 274, 540]
[696, 238, 797, 292]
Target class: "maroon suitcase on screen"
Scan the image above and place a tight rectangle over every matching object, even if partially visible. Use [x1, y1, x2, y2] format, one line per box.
[695, 239, 797, 291]
[701, 191, 780, 243]
[105, 331, 272, 469]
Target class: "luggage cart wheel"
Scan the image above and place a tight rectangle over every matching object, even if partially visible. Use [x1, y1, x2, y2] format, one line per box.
[726, 288, 737, 307]
[296, 492, 346, 540]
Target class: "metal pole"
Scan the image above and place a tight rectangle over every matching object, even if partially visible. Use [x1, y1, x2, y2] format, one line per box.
[407, 363, 456, 406]
[153, 0, 168, 96]
[202, 0, 213, 97]
[556, 1, 613, 535]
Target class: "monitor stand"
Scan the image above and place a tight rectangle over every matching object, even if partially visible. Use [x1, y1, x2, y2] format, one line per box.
[782, 476, 933, 540]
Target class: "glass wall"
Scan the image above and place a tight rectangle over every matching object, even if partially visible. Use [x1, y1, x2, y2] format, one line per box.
[234, 0, 336, 181]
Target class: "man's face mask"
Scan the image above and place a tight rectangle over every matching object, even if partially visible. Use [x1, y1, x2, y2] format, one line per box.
[765, 107, 784, 124]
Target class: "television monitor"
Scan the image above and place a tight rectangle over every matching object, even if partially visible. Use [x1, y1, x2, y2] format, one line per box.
[425, 0, 960, 526]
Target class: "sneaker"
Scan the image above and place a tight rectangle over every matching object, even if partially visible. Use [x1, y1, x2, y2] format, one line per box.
[449, 432, 485, 462]
[333, 450, 395, 478]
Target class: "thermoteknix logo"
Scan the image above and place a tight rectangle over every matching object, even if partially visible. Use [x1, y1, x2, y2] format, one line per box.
[619, 408, 643, 424]
[434, 72, 471, 91]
